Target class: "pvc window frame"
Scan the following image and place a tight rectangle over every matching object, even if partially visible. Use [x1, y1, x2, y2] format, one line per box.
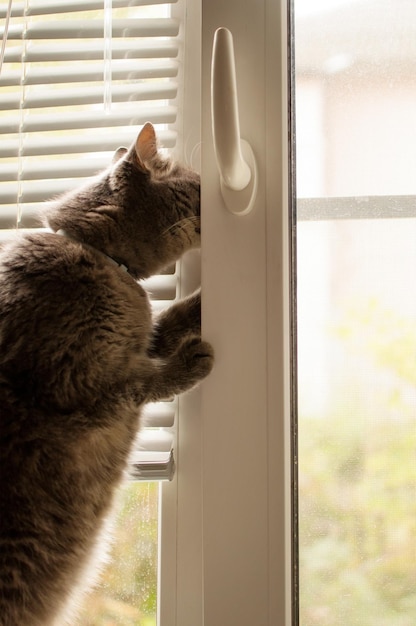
[159, 1, 295, 625]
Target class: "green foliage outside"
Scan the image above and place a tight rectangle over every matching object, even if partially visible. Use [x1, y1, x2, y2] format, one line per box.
[299, 300, 416, 625]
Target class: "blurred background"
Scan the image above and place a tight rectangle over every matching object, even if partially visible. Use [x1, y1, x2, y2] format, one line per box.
[295, 1, 416, 624]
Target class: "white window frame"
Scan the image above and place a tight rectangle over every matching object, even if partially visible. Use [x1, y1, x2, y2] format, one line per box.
[159, 1, 294, 625]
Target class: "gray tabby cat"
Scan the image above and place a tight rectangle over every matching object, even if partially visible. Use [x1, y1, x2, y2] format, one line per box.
[0, 122, 213, 625]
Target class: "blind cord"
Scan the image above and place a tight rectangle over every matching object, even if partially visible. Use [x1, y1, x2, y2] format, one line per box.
[103, 0, 112, 113]
[0, 0, 13, 76]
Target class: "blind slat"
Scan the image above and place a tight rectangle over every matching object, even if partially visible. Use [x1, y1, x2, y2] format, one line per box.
[0, 82, 177, 111]
[0, 180, 89, 206]
[141, 274, 177, 301]
[0, 162, 98, 182]
[0, 208, 42, 230]
[0, 106, 177, 134]
[131, 430, 175, 481]
[0, 0, 172, 18]
[3, 40, 178, 63]
[1, 153, 131, 181]
[0, 164, 176, 210]
[143, 401, 176, 428]
[0, 59, 178, 87]
[130, 451, 175, 481]
[1, 18, 179, 40]
[0, 129, 177, 159]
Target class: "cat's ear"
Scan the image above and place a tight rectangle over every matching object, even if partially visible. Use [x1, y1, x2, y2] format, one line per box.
[134, 122, 158, 166]
[112, 147, 128, 164]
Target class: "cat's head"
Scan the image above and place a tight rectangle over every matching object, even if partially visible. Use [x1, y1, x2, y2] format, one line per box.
[45, 123, 200, 279]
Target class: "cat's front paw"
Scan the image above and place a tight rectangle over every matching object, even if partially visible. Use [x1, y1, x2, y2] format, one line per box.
[149, 289, 202, 358]
[174, 336, 214, 387]
[142, 336, 214, 403]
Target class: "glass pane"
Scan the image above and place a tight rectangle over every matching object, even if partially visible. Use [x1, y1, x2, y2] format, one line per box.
[295, 0, 416, 198]
[295, 2, 416, 625]
[297, 218, 416, 626]
[78, 482, 159, 626]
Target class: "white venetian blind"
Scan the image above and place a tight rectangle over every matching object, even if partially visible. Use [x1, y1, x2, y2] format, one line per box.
[0, 0, 182, 480]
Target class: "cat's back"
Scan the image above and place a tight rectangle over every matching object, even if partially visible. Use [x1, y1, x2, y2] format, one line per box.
[0, 231, 152, 412]
[0, 231, 149, 331]
[0, 229, 152, 504]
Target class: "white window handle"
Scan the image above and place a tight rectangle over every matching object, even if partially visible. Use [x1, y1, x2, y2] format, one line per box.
[211, 27, 258, 215]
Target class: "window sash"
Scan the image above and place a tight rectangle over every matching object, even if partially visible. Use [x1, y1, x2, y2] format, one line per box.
[159, 1, 294, 625]
[297, 195, 416, 221]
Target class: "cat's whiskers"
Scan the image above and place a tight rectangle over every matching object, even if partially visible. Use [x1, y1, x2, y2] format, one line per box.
[161, 215, 200, 238]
